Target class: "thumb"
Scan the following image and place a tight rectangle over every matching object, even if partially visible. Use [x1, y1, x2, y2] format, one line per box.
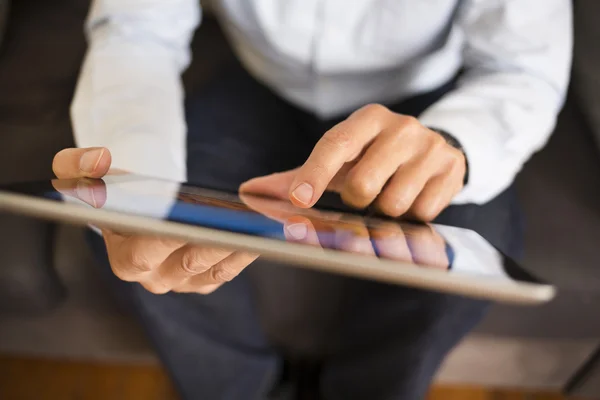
[52, 147, 111, 179]
[239, 169, 298, 200]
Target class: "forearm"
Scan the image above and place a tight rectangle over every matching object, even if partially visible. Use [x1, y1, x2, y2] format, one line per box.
[71, 49, 187, 181]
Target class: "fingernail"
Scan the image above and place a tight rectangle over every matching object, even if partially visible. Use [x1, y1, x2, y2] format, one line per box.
[291, 183, 314, 205]
[79, 148, 104, 173]
[285, 222, 308, 240]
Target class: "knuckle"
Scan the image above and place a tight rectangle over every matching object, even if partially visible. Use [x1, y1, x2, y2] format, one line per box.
[213, 266, 236, 283]
[210, 263, 236, 284]
[397, 115, 420, 130]
[123, 247, 153, 274]
[322, 128, 354, 151]
[346, 174, 380, 200]
[179, 250, 209, 275]
[361, 103, 389, 117]
[389, 126, 407, 140]
[429, 133, 448, 151]
[388, 116, 420, 140]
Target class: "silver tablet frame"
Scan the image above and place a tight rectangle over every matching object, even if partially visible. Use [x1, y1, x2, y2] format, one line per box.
[0, 190, 555, 305]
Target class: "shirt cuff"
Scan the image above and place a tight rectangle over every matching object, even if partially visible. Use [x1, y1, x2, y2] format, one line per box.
[419, 110, 514, 205]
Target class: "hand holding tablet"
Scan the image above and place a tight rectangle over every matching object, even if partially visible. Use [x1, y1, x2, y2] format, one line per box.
[0, 147, 555, 304]
[51, 147, 262, 295]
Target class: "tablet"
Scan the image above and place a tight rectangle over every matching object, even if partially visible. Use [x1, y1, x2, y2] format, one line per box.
[0, 174, 554, 305]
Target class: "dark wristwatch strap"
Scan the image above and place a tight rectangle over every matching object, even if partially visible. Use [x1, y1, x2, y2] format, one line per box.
[429, 127, 469, 185]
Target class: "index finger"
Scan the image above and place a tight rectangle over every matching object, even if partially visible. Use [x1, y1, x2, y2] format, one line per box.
[289, 105, 388, 208]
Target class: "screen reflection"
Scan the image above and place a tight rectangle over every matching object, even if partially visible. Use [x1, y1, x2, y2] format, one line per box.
[52, 176, 454, 270]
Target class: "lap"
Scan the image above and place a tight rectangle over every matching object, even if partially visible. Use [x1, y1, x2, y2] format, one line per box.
[183, 59, 521, 362]
[87, 234, 281, 400]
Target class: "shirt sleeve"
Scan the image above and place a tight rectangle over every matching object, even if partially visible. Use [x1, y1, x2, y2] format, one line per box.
[419, 0, 572, 204]
[70, 0, 201, 182]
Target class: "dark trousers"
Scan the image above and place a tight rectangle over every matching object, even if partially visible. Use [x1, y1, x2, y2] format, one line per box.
[89, 63, 523, 400]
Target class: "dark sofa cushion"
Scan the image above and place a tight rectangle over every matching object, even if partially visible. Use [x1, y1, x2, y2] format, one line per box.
[0, 0, 88, 184]
[0, 1, 8, 49]
[0, 0, 89, 313]
[573, 0, 600, 150]
[517, 97, 600, 292]
[0, 213, 65, 314]
[476, 95, 600, 338]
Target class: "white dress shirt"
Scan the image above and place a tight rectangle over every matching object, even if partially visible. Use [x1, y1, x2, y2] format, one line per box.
[71, 0, 572, 204]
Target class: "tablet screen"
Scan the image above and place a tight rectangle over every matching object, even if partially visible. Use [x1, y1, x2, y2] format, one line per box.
[3, 174, 541, 285]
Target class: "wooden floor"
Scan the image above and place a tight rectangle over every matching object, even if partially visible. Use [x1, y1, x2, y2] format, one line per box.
[0, 355, 568, 400]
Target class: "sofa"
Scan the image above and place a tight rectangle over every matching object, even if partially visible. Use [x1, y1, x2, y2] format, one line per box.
[1, 0, 599, 398]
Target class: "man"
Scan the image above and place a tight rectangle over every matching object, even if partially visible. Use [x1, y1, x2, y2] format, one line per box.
[51, 0, 572, 398]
